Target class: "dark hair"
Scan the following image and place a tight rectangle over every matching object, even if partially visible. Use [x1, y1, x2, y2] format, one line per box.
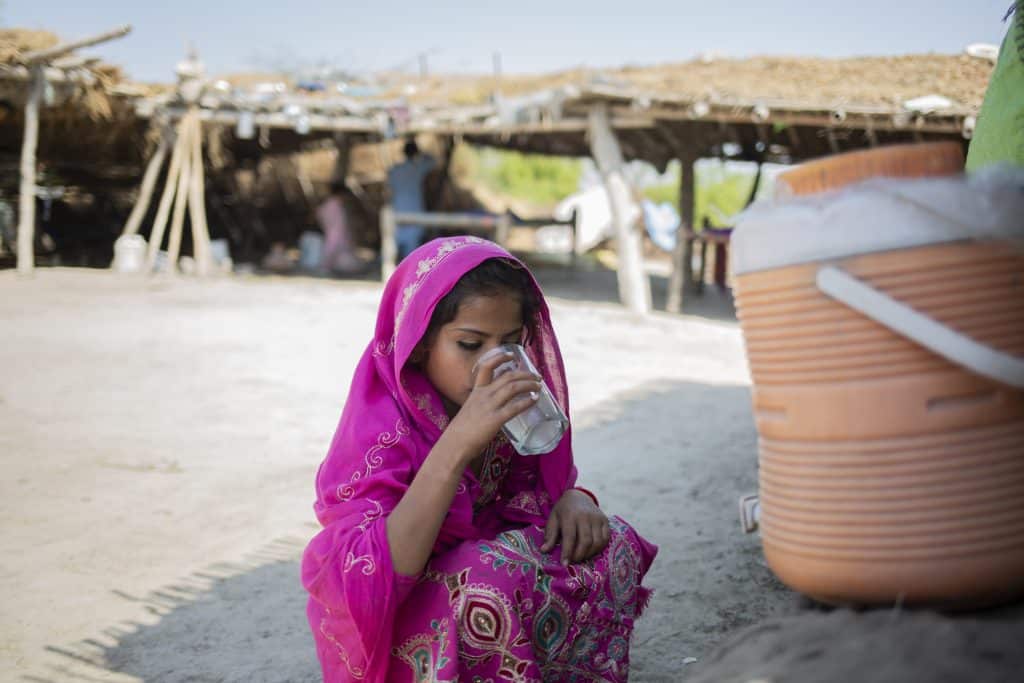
[403, 139, 419, 160]
[420, 258, 539, 350]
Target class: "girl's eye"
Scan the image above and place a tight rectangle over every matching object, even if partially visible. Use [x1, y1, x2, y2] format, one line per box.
[504, 329, 525, 345]
[457, 341, 482, 351]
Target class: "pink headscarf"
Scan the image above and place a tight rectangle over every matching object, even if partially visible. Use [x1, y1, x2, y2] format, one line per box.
[302, 236, 577, 682]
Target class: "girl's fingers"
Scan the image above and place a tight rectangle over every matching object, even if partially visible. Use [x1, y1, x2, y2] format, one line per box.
[494, 378, 542, 409]
[472, 350, 515, 387]
[593, 519, 610, 556]
[487, 369, 538, 391]
[541, 512, 560, 553]
[574, 523, 593, 563]
[559, 517, 577, 566]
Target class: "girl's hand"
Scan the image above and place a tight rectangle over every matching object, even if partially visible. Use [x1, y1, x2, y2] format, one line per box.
[442, 350, 541, 465]
[541, 489, 610, 566]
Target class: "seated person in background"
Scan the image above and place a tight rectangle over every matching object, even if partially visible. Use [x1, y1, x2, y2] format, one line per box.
[317, 180, 362, 275]
[387, 139, 436, 261]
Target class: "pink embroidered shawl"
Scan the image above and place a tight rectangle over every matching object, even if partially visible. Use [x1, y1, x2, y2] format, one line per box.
[301, 236, 577, 682]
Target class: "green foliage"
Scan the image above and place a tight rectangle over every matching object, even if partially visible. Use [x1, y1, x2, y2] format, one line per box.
[642, 164, 767, 230]
[455, 145, 582, 207]
[641, 183, 679, 205]
[456, 144, 772, 228]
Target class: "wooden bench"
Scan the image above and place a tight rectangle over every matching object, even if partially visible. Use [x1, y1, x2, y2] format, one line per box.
[379, 208, 578, 280]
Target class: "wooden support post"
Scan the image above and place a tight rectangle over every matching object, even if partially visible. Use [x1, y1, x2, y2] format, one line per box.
[380, 205, 397, 282]
[166, 113, 195, 273]
[697, 233, 708, 294]
[121, 134, 169, 237]
[333, 133, 352, 181]
[294, 157, 316, 208]
[587, 105, 650, 315]
[826, 128, 840, 154]
[494, 212, 511, 247]
[667, 150, 697, 313]
[16, 65, 44, 275]
[785, 125, 801, 153]
[187, 114, 212, 275]
[146, 118, 187, 269]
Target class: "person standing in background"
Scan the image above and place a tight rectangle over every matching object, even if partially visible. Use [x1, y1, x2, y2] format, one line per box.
[387, 138, 436, 261]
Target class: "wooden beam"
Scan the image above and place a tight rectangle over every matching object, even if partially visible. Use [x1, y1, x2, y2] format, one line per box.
[23, 25, 132, 64]
[785, 124, 801, 152]
[422, 116, 656, 137]
[638, 107, 966, 135]
[494, 212, 511, 247]
[16, 65, 44, 275]
[826, 128, 840, 154]
[587, 104, 650, 315]
[156, 107, 382, 135]
[146, 115, 189, 269]
[380, 206, 397, 281]
[121, 132, 170, 237]
[187, 115, 213, 275]
[165, 113, 195, 274]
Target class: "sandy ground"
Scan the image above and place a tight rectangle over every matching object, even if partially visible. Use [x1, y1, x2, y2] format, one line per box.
[1, 263, 799, 682]
[4, 265, 1022, 683]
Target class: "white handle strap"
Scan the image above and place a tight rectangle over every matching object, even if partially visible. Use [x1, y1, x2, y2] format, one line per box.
[816, 265, 1024, 389]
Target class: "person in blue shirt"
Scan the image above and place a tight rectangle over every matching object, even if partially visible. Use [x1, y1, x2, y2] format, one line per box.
[387, 139, 437, 260]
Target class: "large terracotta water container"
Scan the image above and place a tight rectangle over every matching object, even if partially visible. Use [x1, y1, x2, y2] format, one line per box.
[732, 145, 1024, 607]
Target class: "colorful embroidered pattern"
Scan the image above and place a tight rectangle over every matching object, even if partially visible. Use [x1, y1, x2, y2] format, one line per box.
[391, 519, 650, 682]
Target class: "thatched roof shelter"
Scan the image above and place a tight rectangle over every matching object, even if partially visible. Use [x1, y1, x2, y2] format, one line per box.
[402, 54, 990, 167]
[132, 52, 990, 168]
[0, 28, 150, 184]
[125, 51, 992, 311]
[1, 25, 135, 273]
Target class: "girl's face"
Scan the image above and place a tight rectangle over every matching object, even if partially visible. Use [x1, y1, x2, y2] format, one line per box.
[422, 293, 524, 414]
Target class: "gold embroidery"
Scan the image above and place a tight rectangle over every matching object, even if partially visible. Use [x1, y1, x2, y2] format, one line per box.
[337, 419, 409, 502]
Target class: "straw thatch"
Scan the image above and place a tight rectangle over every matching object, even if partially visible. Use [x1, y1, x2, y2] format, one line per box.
[0, 28, 149, 183]
[0, 29, 60, 63]
[377, 53, 993, 112]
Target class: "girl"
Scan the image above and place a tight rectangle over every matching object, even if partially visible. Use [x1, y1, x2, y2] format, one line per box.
[302, 236, 657, 682]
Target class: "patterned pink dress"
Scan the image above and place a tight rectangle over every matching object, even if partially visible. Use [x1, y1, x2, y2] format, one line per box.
[301, 237, 657, 683]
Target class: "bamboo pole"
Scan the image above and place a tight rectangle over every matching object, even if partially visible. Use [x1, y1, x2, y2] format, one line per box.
[146, 119, 188, 269]
[121, 134, 169, 237]
[165, 113, 195, 273]
[16, 65, 44, 275]
[187, 114, 212, 275]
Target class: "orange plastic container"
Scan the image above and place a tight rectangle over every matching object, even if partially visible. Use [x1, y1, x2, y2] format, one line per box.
[733, 145, 1024, 607]
[775, 142, 966, 198]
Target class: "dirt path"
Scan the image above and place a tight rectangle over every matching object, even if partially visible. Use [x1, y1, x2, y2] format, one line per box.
[0, 268, 790, 682]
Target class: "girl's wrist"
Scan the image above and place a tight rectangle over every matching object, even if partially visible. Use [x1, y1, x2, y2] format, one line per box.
[433, 429, 479, 472]
[572, 486, 600, 507]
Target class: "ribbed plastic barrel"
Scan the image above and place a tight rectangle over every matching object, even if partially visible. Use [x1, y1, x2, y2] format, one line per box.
[733, 144, 1024, 607]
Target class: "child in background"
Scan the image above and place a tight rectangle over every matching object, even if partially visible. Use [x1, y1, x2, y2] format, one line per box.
[302, 236, 657, 682]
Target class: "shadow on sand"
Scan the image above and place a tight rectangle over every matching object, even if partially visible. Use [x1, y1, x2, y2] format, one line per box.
[33, 380, 781, 683]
